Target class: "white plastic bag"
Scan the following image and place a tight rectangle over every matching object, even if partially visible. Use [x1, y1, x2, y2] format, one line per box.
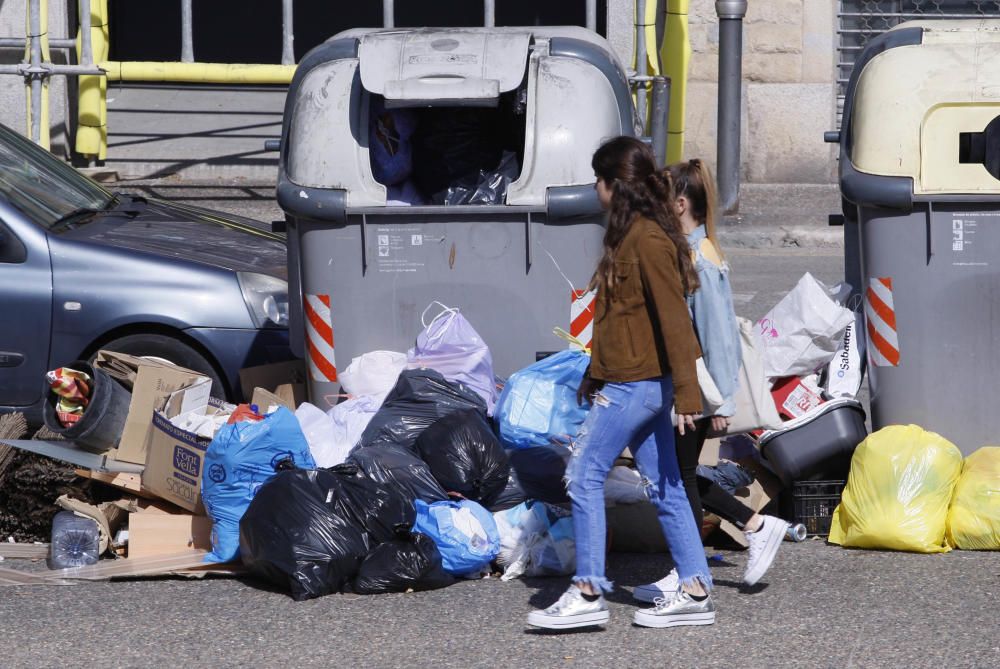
[295, 402, 344, 468]
[494, 501, 574, 580]
[823, 305, 867, 400]
[338, 351, 406, 399]
[325, 395, 382, 462]
[756, 272, 855, 379]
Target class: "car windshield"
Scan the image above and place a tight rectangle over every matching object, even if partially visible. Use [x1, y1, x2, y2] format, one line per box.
[0, 124, 113, 229]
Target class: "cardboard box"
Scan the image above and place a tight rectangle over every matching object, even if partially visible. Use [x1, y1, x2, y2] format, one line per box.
[142, 381, 217, 513]
[94, 351, 209, 465]
[128, 509, 213, 559]
[239, 360, 306, 406]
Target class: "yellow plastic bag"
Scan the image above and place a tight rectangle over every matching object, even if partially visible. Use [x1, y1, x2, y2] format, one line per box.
[946, 447, 1000, 550]
[828, 425, 963, 553]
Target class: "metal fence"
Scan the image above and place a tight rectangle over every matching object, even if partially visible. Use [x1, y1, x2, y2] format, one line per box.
[837, 1, 1000, 124]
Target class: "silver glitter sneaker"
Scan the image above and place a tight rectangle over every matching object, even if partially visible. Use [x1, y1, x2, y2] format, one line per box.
[633, 568, 679, 603]
[527, 585, 610, 630]
[633, 589, 716, 628]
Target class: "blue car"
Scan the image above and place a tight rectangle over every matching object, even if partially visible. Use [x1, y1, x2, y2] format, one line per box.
[0, 122, 292, 421]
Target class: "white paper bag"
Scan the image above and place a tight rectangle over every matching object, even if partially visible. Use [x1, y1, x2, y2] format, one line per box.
[756, 272, 855, 379]
[823, 310, 867, 399]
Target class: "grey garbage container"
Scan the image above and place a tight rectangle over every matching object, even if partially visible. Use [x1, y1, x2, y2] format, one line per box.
[276, 27, 639, 408]
[837, 20, 1000, 454]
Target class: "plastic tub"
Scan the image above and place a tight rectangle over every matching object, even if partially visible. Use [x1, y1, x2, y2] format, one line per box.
[758, 398, 867, 487]
[42, 360, 132, 453]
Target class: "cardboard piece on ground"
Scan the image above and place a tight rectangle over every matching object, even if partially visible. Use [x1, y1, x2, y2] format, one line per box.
[0, 543, 49, 560]
[96, 351, 209, 465]
[239, 360, 305, 402]
[127, 507, 242, 576]
[127, 510, 213, 559]
[75, 469, 158, 500]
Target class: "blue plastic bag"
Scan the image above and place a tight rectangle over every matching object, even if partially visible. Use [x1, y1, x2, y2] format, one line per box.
[202, 407, 315, 563]
[412, 499, 500, 576]
[494, 350, 590, 449]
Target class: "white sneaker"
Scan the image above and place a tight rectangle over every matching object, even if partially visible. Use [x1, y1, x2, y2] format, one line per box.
[633, 568, 679, 603]
[742, 515, 789, 586]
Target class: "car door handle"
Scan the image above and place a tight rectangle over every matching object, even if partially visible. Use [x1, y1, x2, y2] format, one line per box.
[0, 351, 25, 368]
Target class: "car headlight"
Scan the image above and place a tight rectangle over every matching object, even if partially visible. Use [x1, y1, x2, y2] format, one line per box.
[238, 272, 289, 328]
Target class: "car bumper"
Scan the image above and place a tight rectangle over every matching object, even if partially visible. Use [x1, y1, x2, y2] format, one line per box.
[185, 327, 294, 400]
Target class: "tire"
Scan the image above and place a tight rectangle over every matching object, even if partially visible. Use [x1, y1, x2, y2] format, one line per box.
[93, 334, 229, 401]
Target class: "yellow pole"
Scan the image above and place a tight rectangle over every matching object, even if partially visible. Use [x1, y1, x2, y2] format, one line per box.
[76, 0, 109, 159]
[40, 0, 51, 150]
[660, 0, 690, 164]
[103, 61, 296, 84]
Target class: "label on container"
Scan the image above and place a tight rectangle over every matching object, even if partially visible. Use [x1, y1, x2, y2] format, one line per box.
[374, 225, 428, 273]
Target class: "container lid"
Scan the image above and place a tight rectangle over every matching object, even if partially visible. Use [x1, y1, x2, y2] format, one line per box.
[757, 398, 865, 446]
[850, 20, 1000, 194]
[359, 29, 531, 106]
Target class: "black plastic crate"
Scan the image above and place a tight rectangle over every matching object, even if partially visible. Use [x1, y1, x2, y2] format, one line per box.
[791, 480, 846, 537]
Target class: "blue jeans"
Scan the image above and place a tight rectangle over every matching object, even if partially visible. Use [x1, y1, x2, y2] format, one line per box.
[566, 377, 712, 594]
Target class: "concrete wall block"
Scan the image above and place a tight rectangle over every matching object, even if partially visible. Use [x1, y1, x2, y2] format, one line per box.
[747, 22, 803, 55]
[745, 52, 803, 83]
[801, 0, 836, 83]
[746, 0, 803, 26]
[745, 82, 836, 183]
[681, 80, 751, 179]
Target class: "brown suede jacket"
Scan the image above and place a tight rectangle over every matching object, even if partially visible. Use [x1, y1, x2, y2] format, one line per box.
[588, 216, 703, 414]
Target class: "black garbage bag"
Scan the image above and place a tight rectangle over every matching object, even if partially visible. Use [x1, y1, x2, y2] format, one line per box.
[356, 369, 487, 454]
[347, 444, 448, 513]
[416, 410, 510, 507]
[352, 528, 455, 595]
[325, 462, 414, 545]
[488, 467, 529, 513]
[509, 446, 571, 505]
[239, 468, 370, 601]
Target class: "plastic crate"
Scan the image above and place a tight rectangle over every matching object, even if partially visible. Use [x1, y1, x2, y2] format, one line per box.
[791, 480, 846, 537]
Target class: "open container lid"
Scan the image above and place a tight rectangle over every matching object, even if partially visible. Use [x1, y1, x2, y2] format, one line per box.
[359, 29, 532, 107]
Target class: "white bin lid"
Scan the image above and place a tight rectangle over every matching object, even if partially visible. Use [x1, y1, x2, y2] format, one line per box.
[359, 29, 531, 106]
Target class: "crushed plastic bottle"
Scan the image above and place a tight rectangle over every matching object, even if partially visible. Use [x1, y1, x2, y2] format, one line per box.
[48, 511, 100, 569]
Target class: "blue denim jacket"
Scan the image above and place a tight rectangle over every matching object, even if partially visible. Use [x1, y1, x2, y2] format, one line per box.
[687, 226, 742, 417]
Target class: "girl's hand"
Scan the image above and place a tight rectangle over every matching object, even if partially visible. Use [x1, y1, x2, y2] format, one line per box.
[677, 413, 698, 435]
[710, 415, 731, 434]
[576, 376, 605, 406]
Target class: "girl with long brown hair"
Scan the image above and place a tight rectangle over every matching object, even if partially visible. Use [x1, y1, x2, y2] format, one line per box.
[527, 137, 715, 631]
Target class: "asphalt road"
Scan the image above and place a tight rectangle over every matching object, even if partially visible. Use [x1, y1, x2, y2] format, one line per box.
[2, 539, 998, 668]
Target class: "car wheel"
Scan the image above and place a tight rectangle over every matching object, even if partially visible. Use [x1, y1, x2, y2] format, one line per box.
[94, 334, 229, 400]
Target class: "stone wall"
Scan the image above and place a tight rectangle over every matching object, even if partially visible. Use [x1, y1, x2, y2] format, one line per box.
[607, 0, 838, 185]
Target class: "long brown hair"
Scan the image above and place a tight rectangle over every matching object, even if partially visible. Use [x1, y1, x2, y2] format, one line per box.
[667, 158, 722, 257]
[590, 136, 698, 295]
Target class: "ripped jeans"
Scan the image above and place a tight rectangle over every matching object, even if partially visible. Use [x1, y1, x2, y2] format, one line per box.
[566, 377, 712, 594]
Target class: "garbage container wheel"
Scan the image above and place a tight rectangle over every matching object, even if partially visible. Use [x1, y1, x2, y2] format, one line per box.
[92, 333, 228, 400]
